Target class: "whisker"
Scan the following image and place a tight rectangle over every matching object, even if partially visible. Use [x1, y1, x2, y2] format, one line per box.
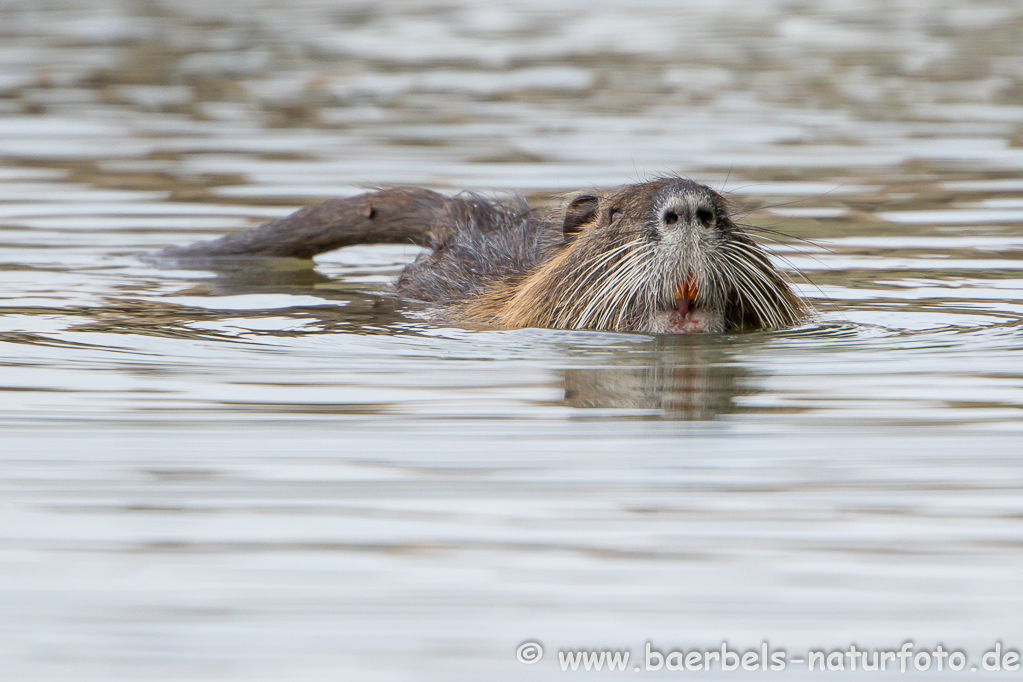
[733, 222, 836, 255]
[720, 243, 802, 328]
[553, 241, 647, 327]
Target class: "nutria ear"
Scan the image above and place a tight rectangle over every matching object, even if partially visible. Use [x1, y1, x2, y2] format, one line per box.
[562, 194, 599, 240]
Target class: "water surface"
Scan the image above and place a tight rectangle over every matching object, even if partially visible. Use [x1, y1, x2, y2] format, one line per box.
[1, 0, 1022, 679]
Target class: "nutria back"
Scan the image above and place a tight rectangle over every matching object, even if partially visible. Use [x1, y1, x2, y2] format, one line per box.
[395, 193, 553, 303]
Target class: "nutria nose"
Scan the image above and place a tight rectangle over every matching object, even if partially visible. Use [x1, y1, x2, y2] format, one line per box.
[660, 201, 716, 229]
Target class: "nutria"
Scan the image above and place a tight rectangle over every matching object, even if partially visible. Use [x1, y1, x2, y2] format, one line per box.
[161, 177, 807, 334]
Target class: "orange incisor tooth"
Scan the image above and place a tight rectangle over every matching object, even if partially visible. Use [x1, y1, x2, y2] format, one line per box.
[674, 275, 699, 301]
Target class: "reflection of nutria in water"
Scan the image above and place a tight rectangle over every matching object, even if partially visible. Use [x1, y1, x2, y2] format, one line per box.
[561, 342, 751, 419]
[163, 177, 807, 334]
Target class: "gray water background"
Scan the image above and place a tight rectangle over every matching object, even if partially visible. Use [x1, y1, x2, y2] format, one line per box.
[1, 0, 1022, 679]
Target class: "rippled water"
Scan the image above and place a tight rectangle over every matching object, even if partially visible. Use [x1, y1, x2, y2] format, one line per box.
[2, 0, 1022, 679]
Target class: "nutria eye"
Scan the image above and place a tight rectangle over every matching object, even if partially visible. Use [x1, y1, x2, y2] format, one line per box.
[663, 211, 679, 225]
[696, 207, 714, 228]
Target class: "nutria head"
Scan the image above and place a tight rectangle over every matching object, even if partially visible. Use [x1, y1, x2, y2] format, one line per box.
[460, 177, 807, 334]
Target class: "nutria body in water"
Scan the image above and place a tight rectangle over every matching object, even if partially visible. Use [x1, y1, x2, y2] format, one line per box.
[162, 178, 807, 334]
